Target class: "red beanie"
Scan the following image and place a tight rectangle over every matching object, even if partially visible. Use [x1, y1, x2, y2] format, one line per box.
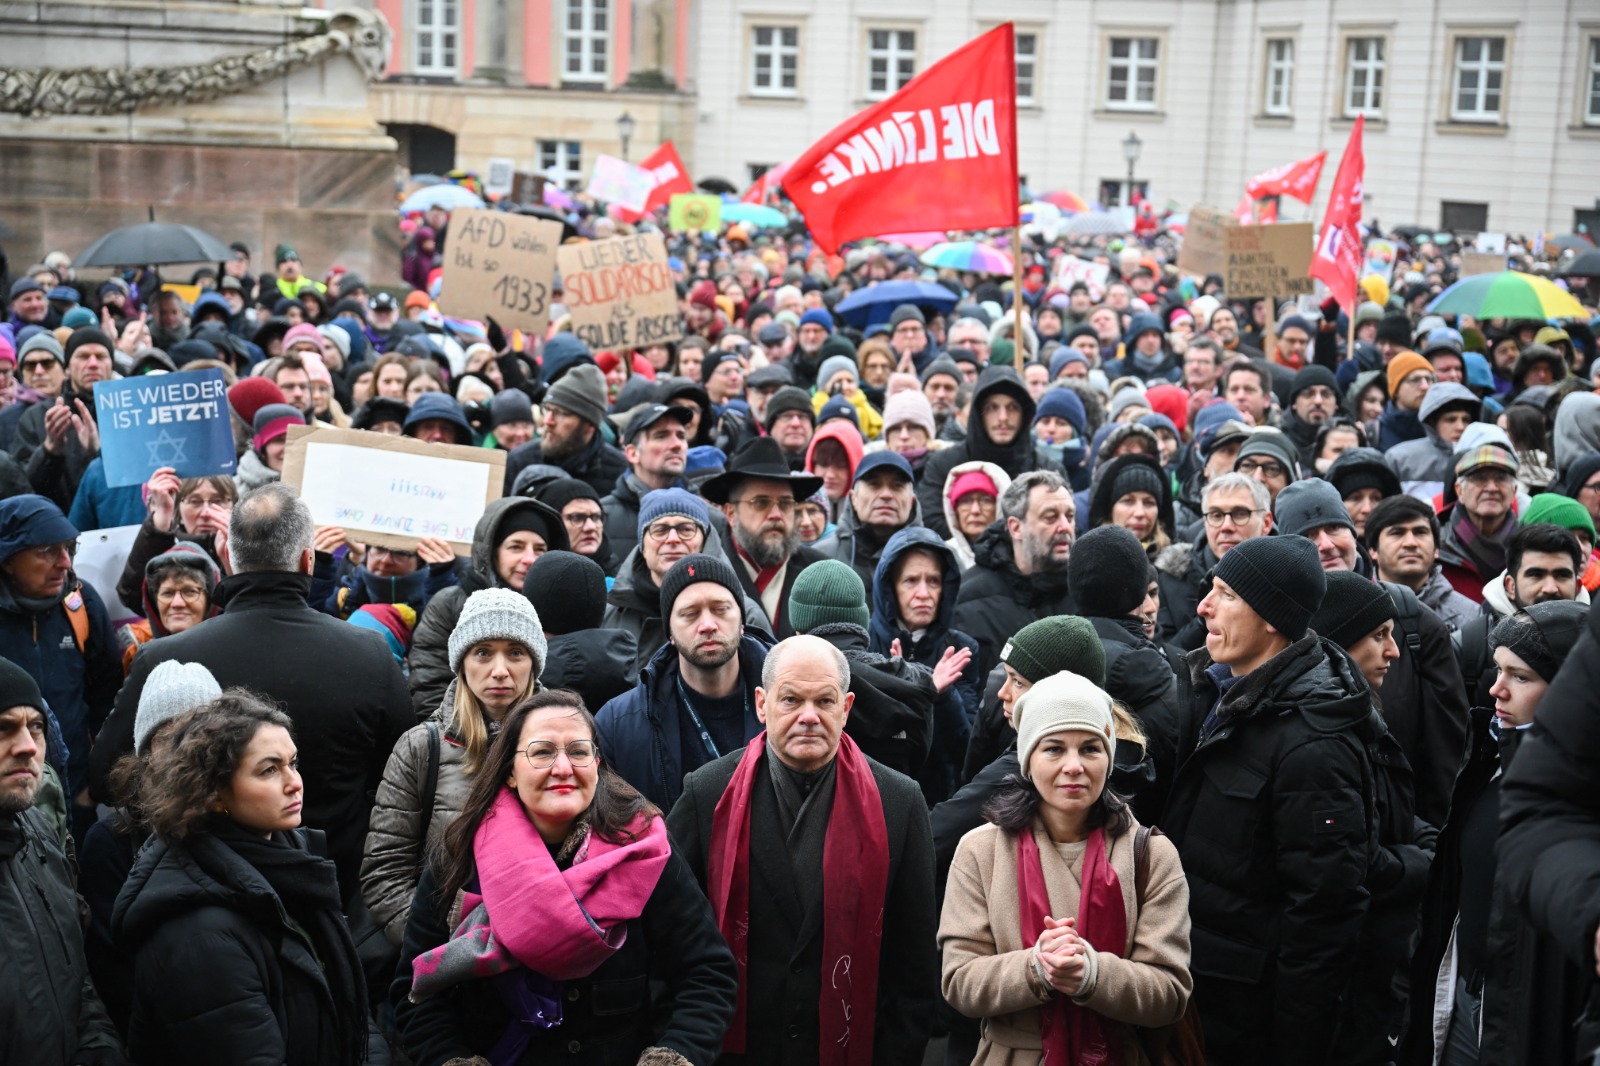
[689, 280, 719, 310]
[947, 469, 999, 506]
[595, 351, 621, 374]
[228, 377, 287, 426]
[1144, 384, 1191, 436]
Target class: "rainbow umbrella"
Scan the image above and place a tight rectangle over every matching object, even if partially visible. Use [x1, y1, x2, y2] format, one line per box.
[920, 240, 1014, 276]
[1039, 190, 1090, 213]
[873, 231, 946, 250]
[1426, 271, 1587, 320]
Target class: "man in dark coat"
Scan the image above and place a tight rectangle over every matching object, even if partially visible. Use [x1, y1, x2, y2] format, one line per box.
[600, 402, 692, 563]
[917, 366, 1060, 538]
[953, 469, 1076, 678]
[522, 550, 637, 711]
[503, 363, 627, 495]
[1278, 363, 1343, 472]
[668, 634, 938, 1066]
[90, 483, 413, 898]
[1162, 535, 1376, 1066]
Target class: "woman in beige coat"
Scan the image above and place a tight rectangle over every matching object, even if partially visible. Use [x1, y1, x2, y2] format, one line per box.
[940, 671, 1192, 1065]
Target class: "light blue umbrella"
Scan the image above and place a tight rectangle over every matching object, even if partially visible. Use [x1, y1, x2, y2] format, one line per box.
[400, 184, 485, 214]
[720, 202, 789, 228]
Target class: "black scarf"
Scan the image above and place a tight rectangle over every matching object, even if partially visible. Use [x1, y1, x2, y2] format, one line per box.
[765, 745, 836, 916]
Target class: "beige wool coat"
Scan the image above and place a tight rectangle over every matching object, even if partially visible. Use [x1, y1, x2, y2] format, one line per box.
[939, 817, 1193, 1066]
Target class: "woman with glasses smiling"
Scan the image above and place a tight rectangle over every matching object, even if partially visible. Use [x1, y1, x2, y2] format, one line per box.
[393, 689, 737, 1066]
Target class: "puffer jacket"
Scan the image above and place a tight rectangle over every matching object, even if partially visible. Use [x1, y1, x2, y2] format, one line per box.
[951, 523, 1075, 679]
[1087, 614, 1183, 820]
[938, 459, 1012, 570]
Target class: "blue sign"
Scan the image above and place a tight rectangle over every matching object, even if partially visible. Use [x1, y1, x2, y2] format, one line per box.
[94, 368, 236, 488]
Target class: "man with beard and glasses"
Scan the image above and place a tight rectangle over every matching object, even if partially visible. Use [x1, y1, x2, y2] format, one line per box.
[596, 553, 769, 809]
[503, 364, 626, 496]
[701, 438, 826, 638]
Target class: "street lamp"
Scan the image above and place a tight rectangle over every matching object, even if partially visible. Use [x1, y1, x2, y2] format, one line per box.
[1122, 129, 1142, 206]
[617, 111, 637, 161]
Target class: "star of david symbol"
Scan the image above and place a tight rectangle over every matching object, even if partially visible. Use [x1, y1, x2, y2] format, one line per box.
[146, 429, 189, 467]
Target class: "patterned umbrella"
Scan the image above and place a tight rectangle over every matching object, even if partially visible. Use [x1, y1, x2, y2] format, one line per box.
[1426, 271, 1587, 320]
[919, 241, 1014, 275]
[1039, 190, 1090, 213]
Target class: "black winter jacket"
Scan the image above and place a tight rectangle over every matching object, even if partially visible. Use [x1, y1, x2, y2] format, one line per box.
[1374, 588, 1470, 828]
[540, 628, 639, 712]
[1152, 535, 1218, 654]
[951, 523, 1075, 679]
[1087, 614, 1183, 820]
[808, 621, 936, 781]
[503, 429, 628, 496]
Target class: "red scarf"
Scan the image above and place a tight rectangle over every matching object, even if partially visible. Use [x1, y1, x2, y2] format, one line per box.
[1016, 825, 1127, 1066]
[707, 733, 889, 1065]
[733, 541, 783, 595]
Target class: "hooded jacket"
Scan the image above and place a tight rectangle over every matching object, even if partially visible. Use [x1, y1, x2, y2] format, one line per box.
[938, 459, 1012, 571]
[1552, 390, 1600, 479]
[916, 367, 1062, 539]
[1085, 614, 1184, 820]
[1086, 452, 1177, 554]
[1387, 384, 1481, 484]
[952, 522, 1076, 679]
[120, 541, 224, 670]
[804, 420, 866, 519]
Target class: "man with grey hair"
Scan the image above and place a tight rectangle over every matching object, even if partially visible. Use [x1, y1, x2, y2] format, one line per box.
[669, 632, 938, 1066]
[91, 483, 411, 897]
[954, 469, 1078, 676]
[946, 316, 992, 366]
[1155, 471, 1273, 651]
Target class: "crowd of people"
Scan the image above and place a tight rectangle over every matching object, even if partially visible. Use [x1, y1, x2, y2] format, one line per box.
[2, 203, 1600, 1066]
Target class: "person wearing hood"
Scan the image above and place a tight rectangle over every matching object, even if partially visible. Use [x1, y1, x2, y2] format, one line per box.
[533, 475, 619, 577]
[601, 403, 692, 563]
[866, 528, 981, 803]
[238, 402, 305, 493]
[524, 551, 636, 708]
[1508, 341, 1567, 400]
[1088, 452, 1177, 560]
[1162, 535, 1378, 1065]
[402, 391, 475, 446]
[940, 461, 1011, 571]
[1378, 350, 1435, 450]
[1552, 389, 1600, 484]
[504, 363, 627, 495]
[1387, 381, 1482, 486]
[1277, 364, 1343, 472]
[804, 417, 865, 523]
[1103, 311, 1181, 384]
[816, 451, 924, 590]
[408, 496, 568, 714]
[1324, 446, 1402, 540]
[115, 470, 234, 614]
[1032, 385, 1091, 490]
[1408, 600, 1592, 1066]
[917, 366, 1061, 539]
[117, 541, 222, 671]
[402, 225, 437, 292]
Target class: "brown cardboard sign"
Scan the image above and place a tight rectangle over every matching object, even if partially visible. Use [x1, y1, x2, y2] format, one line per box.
[1177, 205, 1235, 278]
[1226, 221, 1315, 296]
[557, 232, 684, 350]
[1460, 251, 1506, 276]
[280, 424, 506, 556]
[440, 207, 563, 334]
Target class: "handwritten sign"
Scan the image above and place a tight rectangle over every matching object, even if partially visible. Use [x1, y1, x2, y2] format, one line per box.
[1460, 250, 1505, 276]
[1052, 255, 1111, 300]
[669, 193, 722, 234]
[440, 208, 563, 335]
[1226, 221, 1314, 296]
[586, 155, 654, 213]
[557, 232, 684, 350]
[280, 425, 505, 556]
[93, 368, 235, 487]
[1176, 206, 1235, 278]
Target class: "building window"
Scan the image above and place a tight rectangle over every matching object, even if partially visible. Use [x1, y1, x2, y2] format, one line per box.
[1441, 200, 1489, 233]
[866, 29, 916, 99]
[1451, 35, 1505, 122]
[1264, 38, 1294, 116]
[1016, 32, 1039, 106]
[539, 140, 583, 190]
[564, 0, 609, 81]
[1587, 38, 1600, 125]
[750, 26, 799, 97]
[413, 0, 459, 75]
[1344, 36, 1384, 117]
[1105, 37, 1159, 111]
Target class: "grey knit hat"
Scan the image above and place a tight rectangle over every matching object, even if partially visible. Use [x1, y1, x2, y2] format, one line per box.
[447, 587, 549, 676]
[134, 661, 222, 754]
[542, 363, 608, 429]
[1014, 670, 1117, 772]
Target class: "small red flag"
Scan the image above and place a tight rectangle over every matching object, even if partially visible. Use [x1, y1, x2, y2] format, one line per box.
[781, 24, 1019, 253]
[1245, 151, 1327, 204]
[741, 161, 790, 205]
[610, 142, 695, 223]
[1310, 116, 1365, 311]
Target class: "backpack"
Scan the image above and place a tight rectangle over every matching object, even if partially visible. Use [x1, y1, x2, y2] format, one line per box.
[1381, 581, 1423, 657]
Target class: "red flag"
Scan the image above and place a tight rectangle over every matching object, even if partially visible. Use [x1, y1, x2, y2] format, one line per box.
[1309, 116, 1365, 310]
[1232, 194, 1278, 225]
[1245, 151, 1327, 204]
[609, 143, 695, 223]
[781, 24, 1019, 253]
[741, 161, 790, 205]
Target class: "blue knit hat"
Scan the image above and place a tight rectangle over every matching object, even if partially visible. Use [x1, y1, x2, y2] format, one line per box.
[800, 308, 834, 332]
[1048, 346, 1090, 380]
[1034, 387, 1086, 438]
[637, 487, 711, 540]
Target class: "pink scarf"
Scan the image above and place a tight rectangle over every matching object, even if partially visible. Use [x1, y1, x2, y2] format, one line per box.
[1016, 825, 1128, 1066]
[411, 788, 670, 997]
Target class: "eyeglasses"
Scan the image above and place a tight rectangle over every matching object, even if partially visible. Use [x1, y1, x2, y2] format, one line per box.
[1236, 459, 1287, 479]
[522, 740, 596, 768]
[180, 494, 232, 510]
[155, 584, 206, 603]
[957, 495, 996, 512]
[1400, 372, 1436, 389]
[1581, 480, 1600, 496]
[1204, 507, 1264, 527]
[368, 545, 418, 560]
[645, 521, 701, 543]
[24, 541, 74, 562]
[731, 496, 796, 515]
[563, 511, 604, 528]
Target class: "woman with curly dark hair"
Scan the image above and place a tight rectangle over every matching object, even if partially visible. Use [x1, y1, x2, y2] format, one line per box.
[393, 689, 737, 1066]
[111, 691, 378, 1065]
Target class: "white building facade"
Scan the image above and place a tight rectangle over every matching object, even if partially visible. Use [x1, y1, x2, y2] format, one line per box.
[686, 0, 1600, 235]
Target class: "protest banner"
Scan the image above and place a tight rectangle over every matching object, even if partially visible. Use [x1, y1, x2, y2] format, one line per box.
[557, 232, 683, 349]
[93, 367, 234, 488]
[1310, 114, 1366, 310]
[1177, 205, 1235, 277]
[1461, 251, 1506, 276]
[586, 154, 655, 213]
[439, 208, 562, 335]
[1227, 221, 1315, 296]
[1363, 238, 1398, 283]
[1053, 255, 1110, 299]
[669, 193, 722, 233]
[281, 425, 506, 556]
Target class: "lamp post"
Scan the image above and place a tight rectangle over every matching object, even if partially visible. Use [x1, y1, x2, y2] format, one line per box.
[1122, 129, 1142, 207]
[617, 111, 637, 162]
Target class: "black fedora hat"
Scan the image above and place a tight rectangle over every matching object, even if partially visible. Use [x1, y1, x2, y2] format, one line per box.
[699, 436, 823, 504]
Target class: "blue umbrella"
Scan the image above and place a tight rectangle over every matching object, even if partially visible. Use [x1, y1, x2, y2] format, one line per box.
[400, 183, 485, 214]
[720, 202, 790, 228]
[833, 280, 960, 328]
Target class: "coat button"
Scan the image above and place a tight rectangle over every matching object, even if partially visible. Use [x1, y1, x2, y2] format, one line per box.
[567, 1040, 581, 1053]
[565, 986, 580, 1002]
[790, 960, 804, 974]
[787, 1023, 801, 1040]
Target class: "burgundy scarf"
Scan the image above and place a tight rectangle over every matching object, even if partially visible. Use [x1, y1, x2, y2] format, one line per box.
[708, 733, 889, 1066]
[1017, 825, 1128, 1066]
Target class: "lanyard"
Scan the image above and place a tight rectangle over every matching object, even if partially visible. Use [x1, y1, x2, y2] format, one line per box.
[676, 676, 748, 761]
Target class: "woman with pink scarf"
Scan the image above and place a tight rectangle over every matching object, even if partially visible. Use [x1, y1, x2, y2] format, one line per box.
[393, 690, 737, 1066]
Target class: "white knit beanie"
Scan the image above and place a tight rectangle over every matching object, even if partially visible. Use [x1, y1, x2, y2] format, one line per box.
[447, 587, 548, 676]
[1013, 671, 1116, 774]
[134, 661, 223, 754]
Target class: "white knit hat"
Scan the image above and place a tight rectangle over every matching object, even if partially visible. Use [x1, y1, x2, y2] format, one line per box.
[447, 587, 547, 676]
[1013, 671, 1116, 773]
[134, 661, 223, 753]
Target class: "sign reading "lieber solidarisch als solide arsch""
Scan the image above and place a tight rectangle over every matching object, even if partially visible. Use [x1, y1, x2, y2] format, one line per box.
[558, 232, 683, 350]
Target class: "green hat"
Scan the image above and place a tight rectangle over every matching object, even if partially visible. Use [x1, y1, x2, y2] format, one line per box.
[1000, 616, 1106, 688]
[788, 561, 869, 632]
[1522, 493, 1596, 540]
[274, 243, 299, 265]
[990, 337, 1016, 367]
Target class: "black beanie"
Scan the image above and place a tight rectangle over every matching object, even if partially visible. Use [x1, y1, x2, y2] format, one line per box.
[1290, 364, 1340, 403]
[763, 385, 816, 431]
[497, 506, 559, 550]
[1211, 535, 1327, 641]
[0, 656, 47, 719]
[1376, 312, 1413, 349]
[524, 551, 608, 634]
[1107, 461, 1167, 507]
[533, 477, 600, 513]
[65, 327, 116, 361]
[1491, 600, 1589, 683]
[1069, 525, 1151, 618]
[659, 553, 745, 624]
[1311, 571, 1396, 649]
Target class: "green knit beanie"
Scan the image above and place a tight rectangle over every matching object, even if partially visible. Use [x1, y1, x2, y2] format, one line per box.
[990, 337, 1016, 367]
[1522, 492, 1596, 539]
[1000, 615, 1106, 688]
[788, 560, 869, 632]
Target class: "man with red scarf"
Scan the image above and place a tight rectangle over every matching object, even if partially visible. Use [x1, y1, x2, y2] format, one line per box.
[668, 633, 938, 1065]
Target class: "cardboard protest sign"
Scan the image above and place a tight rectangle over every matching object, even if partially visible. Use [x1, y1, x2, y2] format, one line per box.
[1176, 206, 1234, 278]
[669, 193, 722, 234]
[586, 155, 654, 213]
[440, 208, 563, 335]
[1460, 251, 1505, 276]
[280, 425, 505, 556]
[1225, 221, 1314, 296]
[93, 368, 235, 488]
[557, 232, 684, 350]
[1053, 255, 1110, 300]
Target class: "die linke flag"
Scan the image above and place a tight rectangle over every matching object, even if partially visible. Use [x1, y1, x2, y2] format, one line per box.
[781, 23, 1019, 253]
[1309, 116, 1365, 310]
[1245, 151, 1327, 204]
[610, 142, 696, 222]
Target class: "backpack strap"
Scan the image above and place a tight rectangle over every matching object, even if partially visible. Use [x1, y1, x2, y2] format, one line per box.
[62, 585, 89, 656]
[1381, 581, 1423, 655]
[421, 721, 442, 819]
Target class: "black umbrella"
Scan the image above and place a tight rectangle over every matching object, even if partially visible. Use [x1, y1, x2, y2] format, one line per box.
[74, 222, 235, 268]
[511, 204, 578, 243]
[697, 177, 738, 196]
[1559, 249, 1600, 278]
[1550, 234, 1597, 254]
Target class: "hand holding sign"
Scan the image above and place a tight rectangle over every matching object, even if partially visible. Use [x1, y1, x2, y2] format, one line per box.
[439, 208, 563, 336]
[93, 368, 235, 487]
